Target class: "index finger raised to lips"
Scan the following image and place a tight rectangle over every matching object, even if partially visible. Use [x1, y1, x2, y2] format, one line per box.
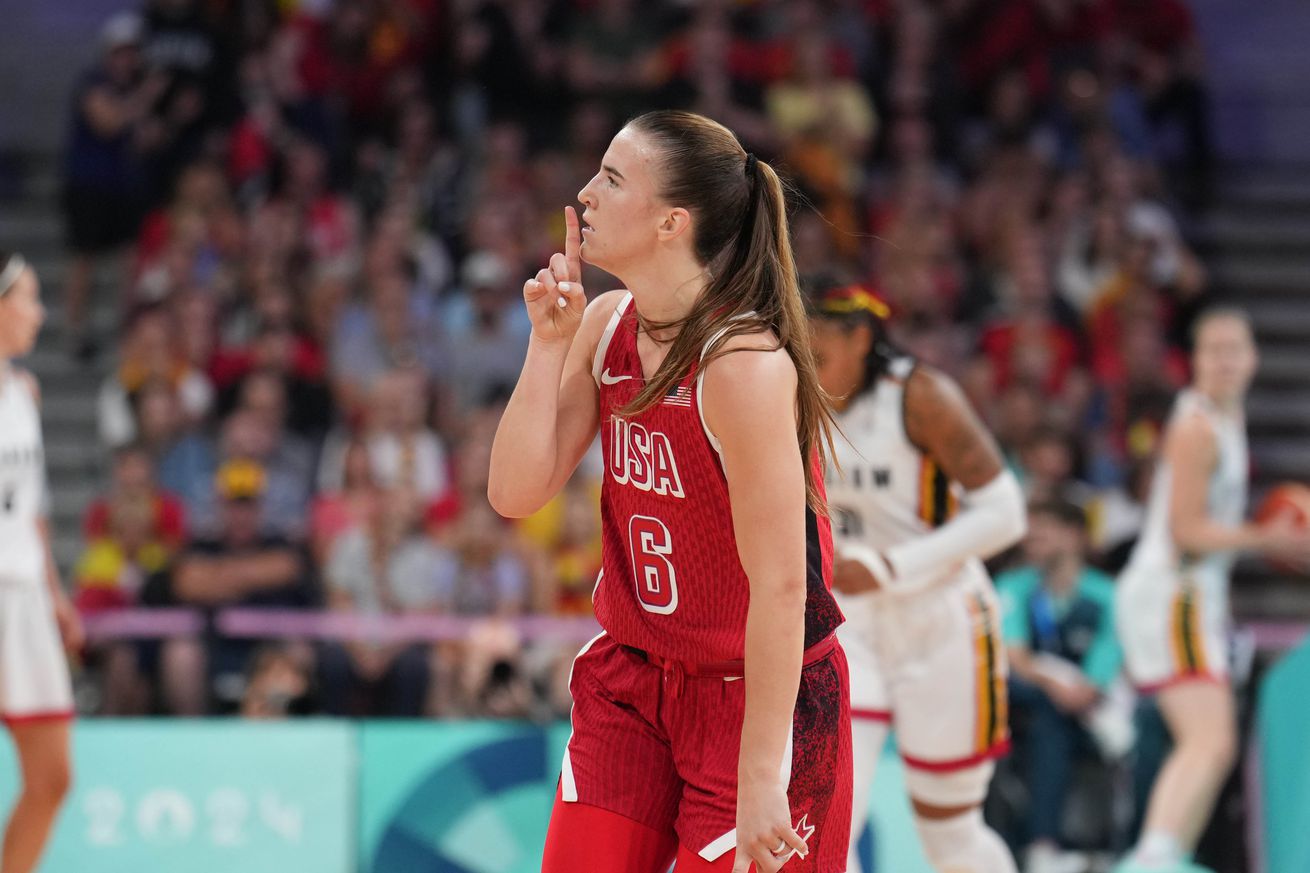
[564, 205, 582, 283]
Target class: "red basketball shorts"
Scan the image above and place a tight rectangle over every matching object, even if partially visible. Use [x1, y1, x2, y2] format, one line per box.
[557, 632, 852, 870]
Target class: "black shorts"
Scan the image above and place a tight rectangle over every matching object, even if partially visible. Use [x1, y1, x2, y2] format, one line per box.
[62, 184, 142, 253]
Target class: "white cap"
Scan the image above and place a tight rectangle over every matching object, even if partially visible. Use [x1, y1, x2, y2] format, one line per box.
[101, 11, 143, 51]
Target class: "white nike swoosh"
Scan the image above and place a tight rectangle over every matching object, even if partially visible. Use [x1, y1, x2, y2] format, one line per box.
[600, 370, 634, 385]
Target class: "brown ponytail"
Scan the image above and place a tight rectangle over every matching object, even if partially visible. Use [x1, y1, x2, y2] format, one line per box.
[619, 110, 836, 510]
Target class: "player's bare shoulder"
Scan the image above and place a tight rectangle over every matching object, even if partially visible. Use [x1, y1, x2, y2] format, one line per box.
[903, 363, 1004, 489]
[700, 327, 797, 436]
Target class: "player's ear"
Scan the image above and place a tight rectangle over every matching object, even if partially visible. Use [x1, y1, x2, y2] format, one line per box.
[853, 321, 875, 357]
[656, 206, 692, 243]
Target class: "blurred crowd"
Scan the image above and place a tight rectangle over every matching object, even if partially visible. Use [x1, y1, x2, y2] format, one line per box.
[61, 0, 1216, 850]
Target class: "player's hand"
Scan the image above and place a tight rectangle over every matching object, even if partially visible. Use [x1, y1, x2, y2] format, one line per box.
[733, 774, 808, 872]
[832, 558, 881, 594]
[1258, 513, 1310, 572]
[53, 595, 85, 654]
[524, 206, 586, 345]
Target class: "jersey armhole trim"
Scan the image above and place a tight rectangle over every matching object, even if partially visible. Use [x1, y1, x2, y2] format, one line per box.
[590, 292, 633, 386]
[693, 314, 756, 464]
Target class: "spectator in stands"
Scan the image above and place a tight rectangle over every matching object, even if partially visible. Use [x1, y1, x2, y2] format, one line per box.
[996, 496, 1124, 873]
[98, 304, 213, 448]
[445, 254, 528, 410]
[240, 643, 317, 718]
[319, 488, 438, 717]
[330, 268, 445, 419]
[74, 444, 185, 714]
[432, 498, 531, 715]
[162, 458, 315, 714]
[1017, 425, 1088, 503]
[309, 437, 379, 567]
[62, 11, 156, 361]
[132, 161, 243, 304]
[170, 407, 313, 539]
[318, 367, 449, 506]
[765, 26, 877, 253]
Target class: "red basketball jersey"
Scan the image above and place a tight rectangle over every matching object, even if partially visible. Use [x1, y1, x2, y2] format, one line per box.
[591, 293, 843, 662]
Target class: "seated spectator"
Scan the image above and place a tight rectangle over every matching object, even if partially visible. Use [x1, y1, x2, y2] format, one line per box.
[1017, 425, 1090, 504]
[330, 267, 446, 419]
[309, 437, 379, 567]
[81, 442, 187, 561]
[74, 444, 186, 715]
[432, 498, 531, 715]
[169, 407, 314, 539]
[161, 459, 316, 714]
[132, 161, 243, 302]
[98, 304, 215, 448]
[996, 496, 1124, 872]
[319, 488, 439, 717]
[445, 256, 529, 411]
[319, 367, 450, 505]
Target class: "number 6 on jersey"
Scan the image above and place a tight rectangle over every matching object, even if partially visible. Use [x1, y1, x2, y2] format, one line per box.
[629, 515, 678, 614]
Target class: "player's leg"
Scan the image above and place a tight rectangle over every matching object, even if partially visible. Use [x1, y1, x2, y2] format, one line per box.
[2, 717, 72, 873]
[1115, 578, 1231, 871]
[543, 784, 678, 873]
[893, 581, 1016, 872]
[1125, 681, 1235, 869]
[669, 640, 853, 871]
[546, 634, 682, 872]
[905, 770, 1016, 873]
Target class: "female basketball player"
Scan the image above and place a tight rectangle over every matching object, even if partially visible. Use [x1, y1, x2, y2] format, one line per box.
[0, 251, 83, 873]
[807, 280, 1025, 873]
[489, 111, 851, 872]
[1114, 309, 1310, 873]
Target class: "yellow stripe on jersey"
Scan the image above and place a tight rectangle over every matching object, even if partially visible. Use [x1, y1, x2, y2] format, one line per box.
[917, 458, 957, 528]
[1171, 588, 1207, 675]
[970, 594, 1007, 754]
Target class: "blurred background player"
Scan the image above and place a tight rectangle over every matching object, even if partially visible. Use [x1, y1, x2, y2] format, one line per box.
[807, 278, 1026, 873]
[1114, 309, 1310, 873]
[490, 112, 851, 872]
[0, 252, 84, 873]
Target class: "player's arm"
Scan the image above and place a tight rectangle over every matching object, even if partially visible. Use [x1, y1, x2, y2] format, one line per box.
[17, 369, 85, 652]
[840, 365, 1026, 593]
[488, 207, 604, 518]
[1165, 411, 1305, 563]
[701, 341, 810, 869]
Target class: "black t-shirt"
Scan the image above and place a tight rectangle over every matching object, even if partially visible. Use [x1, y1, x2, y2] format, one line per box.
[151, 535, 318, 608]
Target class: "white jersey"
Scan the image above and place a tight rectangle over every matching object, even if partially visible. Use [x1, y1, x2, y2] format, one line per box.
[1124, 388, 1248, 601]
[825, 356, 988, 597]
[0, 370, 48, 589]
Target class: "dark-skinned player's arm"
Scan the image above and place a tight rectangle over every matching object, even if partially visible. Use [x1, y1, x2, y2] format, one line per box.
[702, 338, 810, 873]
[834, 365, 1026, 595]
[489, 206, 623, 518]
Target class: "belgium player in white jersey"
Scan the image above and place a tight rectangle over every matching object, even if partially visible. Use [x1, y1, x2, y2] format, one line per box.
[0, 251, 82, 873]
[1114, 309, 1310, 873]
[807, 280, 1027, 873]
